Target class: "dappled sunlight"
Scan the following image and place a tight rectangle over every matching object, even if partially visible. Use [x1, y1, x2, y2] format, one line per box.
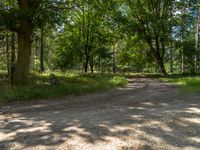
[141, 102, 154, 106]
[1, 100, 200, 150]
[117, 83, 145, 91]
[187, 107, 200, 114]
[181, 117, 200, 124]
[130, 114, 144, 119]
[136, 107, 145, 110]
[189, 137, 200, 143]
[159, 103, 169, 106]
[1, 78, 200, 150]
[117, 78, 148, 91]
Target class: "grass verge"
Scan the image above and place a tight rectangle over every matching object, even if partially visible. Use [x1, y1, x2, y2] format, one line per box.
[160, 76, 200, 93]
[0, 73, 127, 104]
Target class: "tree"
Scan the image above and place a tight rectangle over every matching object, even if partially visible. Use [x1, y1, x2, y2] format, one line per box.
[14, 0, 42, 84]
[53, 0, 118, 73]
[0, 0, 70, 84]
[195, 4, 200, 71]
[173, 0, 198, 73]
[126, 0, 173, 75]
[40, 27, 45, 72]
[0, 0, 43, 84]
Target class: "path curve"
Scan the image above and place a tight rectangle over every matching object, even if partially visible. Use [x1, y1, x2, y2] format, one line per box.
[0, 78, 200, 150]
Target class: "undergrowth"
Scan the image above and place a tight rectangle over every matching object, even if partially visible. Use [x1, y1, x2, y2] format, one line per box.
[0, 73, 127, 104]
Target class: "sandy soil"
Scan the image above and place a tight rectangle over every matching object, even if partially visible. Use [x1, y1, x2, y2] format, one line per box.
[0, 78, 200, 150]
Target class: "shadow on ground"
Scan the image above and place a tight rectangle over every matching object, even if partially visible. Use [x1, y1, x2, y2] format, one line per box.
[0, 78, 200, 150]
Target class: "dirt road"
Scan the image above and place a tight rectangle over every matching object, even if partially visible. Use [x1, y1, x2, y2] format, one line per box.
[0, 78, 200, 150]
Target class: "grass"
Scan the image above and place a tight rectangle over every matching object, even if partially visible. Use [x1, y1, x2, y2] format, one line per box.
[160, 76, 200, 93]
[0, 73, 127, 104]
[124, 72, 162, 78]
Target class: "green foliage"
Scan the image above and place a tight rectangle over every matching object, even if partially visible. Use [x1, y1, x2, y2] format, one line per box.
[50, 0, 127, 73]
[0, 0, 200, 86]
[0, 73, 127, 104]
[161, 76, 200, 93]
[118, 35, 152, 72]
[125, 0, 174, 74]
[183, 39, 196, 73]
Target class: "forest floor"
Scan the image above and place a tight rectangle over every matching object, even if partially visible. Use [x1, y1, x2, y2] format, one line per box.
[0, 78, 200, 150]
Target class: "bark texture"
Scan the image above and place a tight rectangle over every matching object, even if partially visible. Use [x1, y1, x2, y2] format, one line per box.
[14, 0, 42, 85]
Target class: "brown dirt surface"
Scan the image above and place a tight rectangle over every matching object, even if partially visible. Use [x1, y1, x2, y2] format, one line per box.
[0, 78, 200, 150]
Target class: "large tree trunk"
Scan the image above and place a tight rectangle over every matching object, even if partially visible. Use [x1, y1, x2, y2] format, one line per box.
[14, 0, 42, 85]
[154, 36, 167, 75]
[147, 44, 167, 75]
[14, 20, 32, 85]
[152, 50, 167, 75]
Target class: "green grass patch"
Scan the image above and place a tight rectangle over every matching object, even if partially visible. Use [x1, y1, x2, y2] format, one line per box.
[160, 76, 200, 93]
[0, 73, 127, 104]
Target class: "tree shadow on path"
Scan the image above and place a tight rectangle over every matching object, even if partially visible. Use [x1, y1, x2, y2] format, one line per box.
[0, 78, 200, 150]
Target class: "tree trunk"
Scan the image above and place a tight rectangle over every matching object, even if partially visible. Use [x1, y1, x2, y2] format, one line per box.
[84, 54, 89, 73]
[90, 56, 94, 74]
[195, 6, 200, 71]
[156, 55, 167, 75]
[70, 50, 73, 69]
[155, 36, 167, 75]
[6, 31, 10, 77]
[98, 57, 101, 73]
[14, 0, 42, 85]
[40, 27, 44, 72]
[158, 61, 167, 76]
[180, 5, 185, 73]
[169, 42, 173, 73]
[147, 43, 167, 75]
[10, 33, 16, 85]
[112, 45, 116, 73]
[84, 60, 88, 73]
[14, 20, 32, 85]
[181, 46, 185, 73]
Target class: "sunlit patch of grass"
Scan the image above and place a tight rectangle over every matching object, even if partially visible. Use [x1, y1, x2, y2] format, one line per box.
[160, 76, 200, 93]
[124, 72, 162, 78]
[0, 73, 127, 104]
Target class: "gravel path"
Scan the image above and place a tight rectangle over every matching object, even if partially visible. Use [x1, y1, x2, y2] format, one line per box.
[0, 78, 200, 150]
